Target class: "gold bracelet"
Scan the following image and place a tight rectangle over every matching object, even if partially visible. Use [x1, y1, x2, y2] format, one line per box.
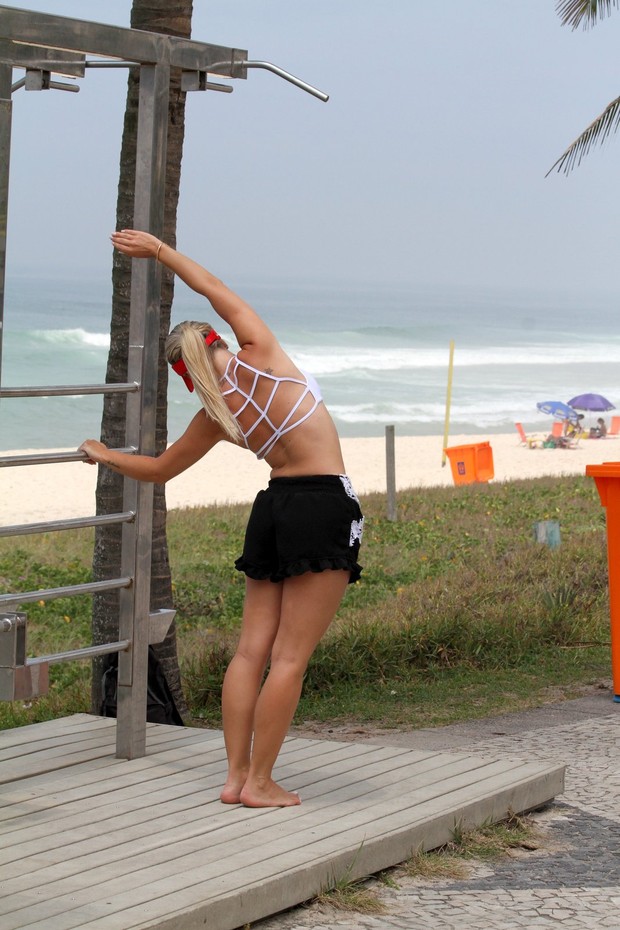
[155, 240, 164, 262]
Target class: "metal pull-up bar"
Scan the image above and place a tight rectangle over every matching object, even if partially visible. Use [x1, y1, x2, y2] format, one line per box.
[205, 58, 329, 102]
[8, 56, 329, 102]
[241, 60, 329, 102]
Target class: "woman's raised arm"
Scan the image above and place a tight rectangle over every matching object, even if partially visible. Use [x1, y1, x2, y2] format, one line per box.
[111, 229, 275, 351]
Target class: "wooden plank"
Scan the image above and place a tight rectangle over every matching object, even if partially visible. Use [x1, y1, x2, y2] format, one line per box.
[0, 759, 563, 930]
[141, 767, 562, 930]
[0, 714, 111, 749]
[0, 747, 442, 877]
[0, 724, 223, 806]
[0, 718, 221, 787]
[0, 716, 564, 930]
[0, 736, 368, 832]
[0, 750, 493, 875]
[0, 756, 555, 905]
[0, 719, 211, 762]
[0, 736, 124, 783]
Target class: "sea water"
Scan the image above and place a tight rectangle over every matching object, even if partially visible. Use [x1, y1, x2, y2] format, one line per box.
[2, 271, 620, 452]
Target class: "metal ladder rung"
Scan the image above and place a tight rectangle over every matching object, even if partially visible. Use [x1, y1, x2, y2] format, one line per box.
[0, 511, 136, 538]
[0, 577, 132, 607]
[0, 447, 136, 467]
[0, 381, 139, 397]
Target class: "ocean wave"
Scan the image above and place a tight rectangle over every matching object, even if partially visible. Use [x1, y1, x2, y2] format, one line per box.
[289, 343, 620, 375]
[32, 328, 110, 349]
[328, 395, 613, 428]
[9, 327, 620, 373]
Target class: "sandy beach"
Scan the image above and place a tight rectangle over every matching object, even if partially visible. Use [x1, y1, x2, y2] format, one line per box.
[1, 432, 619, 525]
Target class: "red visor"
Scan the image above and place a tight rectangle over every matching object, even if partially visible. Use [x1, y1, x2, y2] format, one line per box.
[170, 329, 221, 392]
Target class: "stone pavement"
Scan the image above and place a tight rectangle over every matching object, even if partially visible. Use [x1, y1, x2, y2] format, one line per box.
[252, 690, 620, 930]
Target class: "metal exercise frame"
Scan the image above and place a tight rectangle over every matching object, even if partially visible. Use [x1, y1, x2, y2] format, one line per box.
[0, 6, 327, 759]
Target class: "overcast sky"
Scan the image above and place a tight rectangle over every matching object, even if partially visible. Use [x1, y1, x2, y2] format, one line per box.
[3, 1, 620, 294]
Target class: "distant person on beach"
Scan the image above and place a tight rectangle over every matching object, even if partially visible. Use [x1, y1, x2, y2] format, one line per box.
[544, 433, 571, 449]
[79, 229, 364, 808]
[564, 414, 584, 439]
[590, 417, 607, 439]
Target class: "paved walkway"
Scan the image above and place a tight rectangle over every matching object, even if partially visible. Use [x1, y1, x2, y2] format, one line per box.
[254, 690, 620, 930]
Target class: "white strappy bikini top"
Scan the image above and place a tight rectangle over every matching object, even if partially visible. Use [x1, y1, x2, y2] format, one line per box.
[220, 355, 323, 460]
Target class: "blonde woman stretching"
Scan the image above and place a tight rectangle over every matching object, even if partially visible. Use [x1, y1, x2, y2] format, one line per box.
[80, 229, 364, 808]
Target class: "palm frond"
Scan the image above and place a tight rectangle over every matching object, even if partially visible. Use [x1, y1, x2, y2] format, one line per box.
[556, 0, 620, 29]
[547, 93, 620, 174]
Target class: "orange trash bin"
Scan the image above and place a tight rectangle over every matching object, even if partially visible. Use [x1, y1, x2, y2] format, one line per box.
[585, 461, 620, 703]
[444, 441, 494, 486]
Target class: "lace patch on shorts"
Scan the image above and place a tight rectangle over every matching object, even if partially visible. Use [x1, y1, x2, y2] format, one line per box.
[339, 475, 364, 547]
[339, 474, 360, 504]
[350, 516, 364, 547]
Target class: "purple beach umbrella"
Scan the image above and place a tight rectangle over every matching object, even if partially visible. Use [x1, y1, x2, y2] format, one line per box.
[567, 393, 615, 412]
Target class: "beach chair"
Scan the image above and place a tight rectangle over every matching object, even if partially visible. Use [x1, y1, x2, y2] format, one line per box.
[515, 422, 541, 448]
[608, 416, 620, 436]
[551, 421, 563, 438]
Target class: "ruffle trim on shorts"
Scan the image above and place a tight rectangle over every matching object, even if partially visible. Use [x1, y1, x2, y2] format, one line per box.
[235, 555, 362, 585]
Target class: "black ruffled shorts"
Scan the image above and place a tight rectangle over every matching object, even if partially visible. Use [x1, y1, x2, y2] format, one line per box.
[235, 474, 364, 584]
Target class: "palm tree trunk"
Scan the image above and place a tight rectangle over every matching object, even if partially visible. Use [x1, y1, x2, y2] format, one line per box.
[91, 1, 193, 719]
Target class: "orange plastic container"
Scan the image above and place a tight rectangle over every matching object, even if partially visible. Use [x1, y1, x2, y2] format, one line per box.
[585, 461, 620, 703]
[444, 442, 494, 486]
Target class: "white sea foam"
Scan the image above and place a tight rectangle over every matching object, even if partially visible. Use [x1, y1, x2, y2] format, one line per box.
[33, 328, 110, 349]
[3, 273, 620, 449]
[291, 343, 620, 375]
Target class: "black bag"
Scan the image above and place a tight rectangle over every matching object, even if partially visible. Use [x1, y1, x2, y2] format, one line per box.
[101, 646, 184, 725]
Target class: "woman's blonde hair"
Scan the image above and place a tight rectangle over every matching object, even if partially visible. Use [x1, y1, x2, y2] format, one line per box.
[166, 321, 242, 443]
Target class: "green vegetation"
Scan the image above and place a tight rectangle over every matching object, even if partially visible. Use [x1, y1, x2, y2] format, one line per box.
[0, 475, 612, 731]
[316, 812, 540, 911]
[402, 811, 539, 881]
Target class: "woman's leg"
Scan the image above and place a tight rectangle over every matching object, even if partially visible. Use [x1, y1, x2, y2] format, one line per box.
[220, 577, 283, 803]
[239, 569, 350, 808]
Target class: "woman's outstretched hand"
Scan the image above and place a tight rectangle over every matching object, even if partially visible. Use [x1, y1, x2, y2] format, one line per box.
[111, 229, 160, 259]
[79, 439, 108, 465]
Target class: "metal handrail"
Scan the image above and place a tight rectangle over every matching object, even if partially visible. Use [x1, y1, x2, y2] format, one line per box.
[0, 447, 136, 467]
[0, 381, 139, 397]
[0, 577, 132, 608]
[0, 511, 136, 538]
[28, 640, 131, 666]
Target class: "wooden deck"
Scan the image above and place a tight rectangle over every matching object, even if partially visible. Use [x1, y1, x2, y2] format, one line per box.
[0, 713, 564, 930]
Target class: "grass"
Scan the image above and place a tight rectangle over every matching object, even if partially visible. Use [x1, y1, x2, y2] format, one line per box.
[315, 812, 541, 912]
[0, 474, 613, 731]
[402, 811, 540, 881]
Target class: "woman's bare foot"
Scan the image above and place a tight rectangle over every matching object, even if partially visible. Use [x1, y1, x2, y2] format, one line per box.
[239, 776, 301, 808]
[220, 769, 249, 804]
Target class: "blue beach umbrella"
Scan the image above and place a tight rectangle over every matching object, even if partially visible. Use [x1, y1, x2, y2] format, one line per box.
[567, 393, 615, 412]
[536, 400, 579, 422]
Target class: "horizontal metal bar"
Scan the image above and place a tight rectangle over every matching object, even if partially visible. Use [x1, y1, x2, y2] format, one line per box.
[12, 59, 139, 69]
[205, 81, 233, 94]
[0, 577, 132, 608]
[85, 60, 137, 68]
[0, 7, 247, 73]
[28, 640, 130, 666]
[0, 511, 136, 538]
[47, 80, 80, 94]
[0, 447, 136, 468]
[0, 39, 86, 76]
[17, 76, 81, 94]
[0, 382, 139, 398]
